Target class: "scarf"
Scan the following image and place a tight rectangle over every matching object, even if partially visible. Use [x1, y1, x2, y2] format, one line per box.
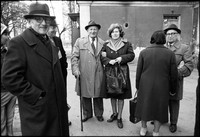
[107, 38, 124, 51]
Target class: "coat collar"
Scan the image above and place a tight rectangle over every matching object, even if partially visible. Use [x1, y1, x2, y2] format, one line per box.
[21, 28, 56, 63]
[165, 40, 181, 52]
[105, 38, 127, 51]
[82, 36, 104, 56]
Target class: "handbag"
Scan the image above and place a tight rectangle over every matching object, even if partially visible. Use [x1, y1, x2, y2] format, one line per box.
[106, 63, 127, 94]
[129, 90, 141, 124]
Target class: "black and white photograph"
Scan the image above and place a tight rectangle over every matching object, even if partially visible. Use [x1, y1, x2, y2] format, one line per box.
[1, 1, 199, 136]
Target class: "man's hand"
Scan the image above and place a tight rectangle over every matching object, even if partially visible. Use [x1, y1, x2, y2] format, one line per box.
[101, 52, 107, 57]
[74, 70, 80, 78]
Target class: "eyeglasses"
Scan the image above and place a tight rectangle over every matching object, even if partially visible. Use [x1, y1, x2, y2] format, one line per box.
[166, 33, 178, 36]
[33, 17, 52, 24]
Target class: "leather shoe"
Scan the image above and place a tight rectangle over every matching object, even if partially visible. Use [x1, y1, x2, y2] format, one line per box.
[82, 116, 92, 122]
[107, 113, 118, 122]
[96, 116, 104, 122]
[169, 124, 177, 133]
[117, 118, 123, 129]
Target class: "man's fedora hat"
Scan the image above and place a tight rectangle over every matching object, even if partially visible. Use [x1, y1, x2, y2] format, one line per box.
[164, 24, 181, 34]
[85, 20, 101, 30]
[24, 2, 55, 19]
[49, 19, 58, 27]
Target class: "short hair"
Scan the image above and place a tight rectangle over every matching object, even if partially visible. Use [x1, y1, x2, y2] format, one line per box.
[107, 23, 125, 38]
[150, 30, 166, 44]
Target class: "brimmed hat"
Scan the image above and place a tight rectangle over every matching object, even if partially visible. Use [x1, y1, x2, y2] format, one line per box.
[49, 19, 58, 27]
[24, 2, 55, 19]
[1, 23, 7, 35]
[85, 20, 101, 30]
[164, 24, 181, 34]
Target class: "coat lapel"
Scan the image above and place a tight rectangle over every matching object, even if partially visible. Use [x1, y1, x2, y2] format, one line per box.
[83, 37, 95, 56]
[21, 29, 52, 63]
[51, 43, 59, 66]
[166, 41, 181, 52]
[82, 36, 104, 57]
[95, 37, 104, 56]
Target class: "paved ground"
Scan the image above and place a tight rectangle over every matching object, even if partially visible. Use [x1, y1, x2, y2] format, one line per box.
[13, 59, 198, 136]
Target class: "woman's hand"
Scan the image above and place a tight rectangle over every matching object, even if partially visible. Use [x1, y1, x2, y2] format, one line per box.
[115, 57, 122, 63]
[109, 60, 117, 65]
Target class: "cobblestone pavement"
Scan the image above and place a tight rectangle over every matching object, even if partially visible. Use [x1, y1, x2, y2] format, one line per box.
[13, 61, 198, 136]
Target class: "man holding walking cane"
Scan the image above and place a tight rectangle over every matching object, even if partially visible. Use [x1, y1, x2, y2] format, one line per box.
[71, 20, 106, 127]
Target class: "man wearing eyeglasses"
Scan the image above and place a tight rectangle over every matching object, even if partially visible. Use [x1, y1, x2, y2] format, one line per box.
[1, 2, 69, 136]
[164, 24, 194, 133]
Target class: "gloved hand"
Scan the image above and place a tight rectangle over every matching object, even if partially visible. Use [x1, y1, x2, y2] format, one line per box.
[115, 57, 122, 64]
[109, 59, 117, 65]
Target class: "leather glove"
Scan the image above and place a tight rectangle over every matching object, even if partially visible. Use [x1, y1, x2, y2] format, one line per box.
[115, 57, 122, 63]
[109, 59, 117, 65]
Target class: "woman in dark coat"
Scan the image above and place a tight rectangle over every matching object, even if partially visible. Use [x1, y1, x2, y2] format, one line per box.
[101, 23, 135, 129]
[135, 30, 178, 136]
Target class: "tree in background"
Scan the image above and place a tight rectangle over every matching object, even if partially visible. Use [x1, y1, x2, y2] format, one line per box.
[1, 1, 29, 37]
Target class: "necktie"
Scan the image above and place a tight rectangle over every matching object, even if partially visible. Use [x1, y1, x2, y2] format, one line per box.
[91, 37, 96, 55]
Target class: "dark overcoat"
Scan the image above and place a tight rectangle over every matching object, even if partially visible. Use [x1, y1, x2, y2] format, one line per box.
[101, 39, 135, 99]
[52, 36, 68, 86]
[135, 44, 178, 123]
[166, 41, 194, 100]
[1, 28, 69, 136]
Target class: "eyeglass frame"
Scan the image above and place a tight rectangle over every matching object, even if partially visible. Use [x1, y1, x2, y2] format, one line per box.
[166, 32, 178, 36]
[32, 16, 53, 24]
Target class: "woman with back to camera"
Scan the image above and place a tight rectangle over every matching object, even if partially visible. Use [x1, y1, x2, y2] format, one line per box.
[100, 23, 135, 129]
[135, 30, 178, 136]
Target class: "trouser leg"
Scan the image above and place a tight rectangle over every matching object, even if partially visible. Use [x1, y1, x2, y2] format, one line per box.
[1, 102, 6, 136]
[93, 98, 103, 117]
[82, 97, 93, 118]
[1, 92, 16, 136]
[7, 95, 17, 136]
[169, 99, 180, 124]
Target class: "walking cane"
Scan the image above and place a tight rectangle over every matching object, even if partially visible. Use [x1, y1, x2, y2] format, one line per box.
[79, 75, 83, 131]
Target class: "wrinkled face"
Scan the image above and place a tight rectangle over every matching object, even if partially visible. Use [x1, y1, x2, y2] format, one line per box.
[166, 29, 179, 43]
[47, 26, 57, 37]
[29, 17, 52, 34]
[111, 28, 120, 40]
[87, 26, 99, 38]
[1, 32, 9, 46]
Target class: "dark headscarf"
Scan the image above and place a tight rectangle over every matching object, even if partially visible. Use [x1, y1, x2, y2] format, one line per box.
[150, 30, 166, 44]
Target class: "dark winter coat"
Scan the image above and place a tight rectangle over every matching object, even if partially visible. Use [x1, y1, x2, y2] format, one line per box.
[1, 28, 69, 136]
[101, 39, 135, 99]
[135, 44, 178, 123]
[52, 36, 68, 86]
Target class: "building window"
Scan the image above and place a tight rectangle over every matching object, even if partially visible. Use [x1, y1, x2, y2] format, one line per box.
[163, 14, 180, 30]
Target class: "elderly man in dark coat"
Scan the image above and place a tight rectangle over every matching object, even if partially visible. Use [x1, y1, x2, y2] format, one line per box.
[164, 24, 194, 133]
[1, 2, 69, 136]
